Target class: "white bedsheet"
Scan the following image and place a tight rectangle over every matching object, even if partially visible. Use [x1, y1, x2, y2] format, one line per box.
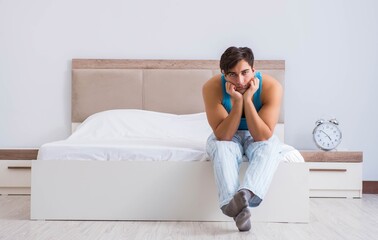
[38, 110, 304, 162]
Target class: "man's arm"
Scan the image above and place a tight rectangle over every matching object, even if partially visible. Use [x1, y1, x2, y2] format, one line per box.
[243, 74, 282, 141]
[202, 77, 243, 141]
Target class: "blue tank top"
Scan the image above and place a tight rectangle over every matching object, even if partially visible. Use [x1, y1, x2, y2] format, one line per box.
[221, 72, 263, 130]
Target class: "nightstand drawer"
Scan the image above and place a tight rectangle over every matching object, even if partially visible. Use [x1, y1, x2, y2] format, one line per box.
[307, 162, 362, 198]
[0, 160, 32, 187]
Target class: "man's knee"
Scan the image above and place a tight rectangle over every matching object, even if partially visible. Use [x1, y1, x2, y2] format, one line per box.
[207, 140, 235, 157]
[245, 134, 279, 149]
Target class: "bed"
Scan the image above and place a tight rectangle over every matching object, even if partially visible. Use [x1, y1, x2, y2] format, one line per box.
[31, 59, 309, 222]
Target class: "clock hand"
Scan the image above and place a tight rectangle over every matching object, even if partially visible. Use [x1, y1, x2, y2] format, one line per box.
[320, 130, 331, 140]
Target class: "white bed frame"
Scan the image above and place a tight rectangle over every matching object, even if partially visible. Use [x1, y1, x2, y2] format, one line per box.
[31, 59, 309, 222]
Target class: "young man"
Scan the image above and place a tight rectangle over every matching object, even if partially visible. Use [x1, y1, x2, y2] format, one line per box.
[202, 46, 283, 231]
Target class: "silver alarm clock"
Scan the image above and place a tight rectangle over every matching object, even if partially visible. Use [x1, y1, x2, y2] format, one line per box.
[313, 118, 342, 151]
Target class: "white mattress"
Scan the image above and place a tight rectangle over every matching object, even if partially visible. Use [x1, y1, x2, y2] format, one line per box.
[37, 110, 304, 162]
[38, 138, 209, 161]
[37, 139, 303, 162]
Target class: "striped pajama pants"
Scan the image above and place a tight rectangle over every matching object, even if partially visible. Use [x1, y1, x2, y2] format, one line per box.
[206, 131, 282, 208]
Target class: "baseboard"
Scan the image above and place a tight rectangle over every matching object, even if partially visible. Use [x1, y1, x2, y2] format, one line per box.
[363, 181, 378, 194]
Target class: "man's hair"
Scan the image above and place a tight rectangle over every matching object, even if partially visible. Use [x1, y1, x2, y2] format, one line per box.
[219, 47, 254, 74]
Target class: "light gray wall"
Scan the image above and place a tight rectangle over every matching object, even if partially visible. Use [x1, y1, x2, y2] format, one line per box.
[1, 0, 377, 180]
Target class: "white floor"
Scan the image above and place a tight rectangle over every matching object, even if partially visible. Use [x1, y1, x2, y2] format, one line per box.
[1, 195, 378, 240]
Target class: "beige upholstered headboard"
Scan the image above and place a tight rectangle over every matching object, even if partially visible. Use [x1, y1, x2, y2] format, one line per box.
[72, 59, 285, 124]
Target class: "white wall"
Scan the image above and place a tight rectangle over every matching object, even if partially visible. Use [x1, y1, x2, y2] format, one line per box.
[1, 0, 377, 180]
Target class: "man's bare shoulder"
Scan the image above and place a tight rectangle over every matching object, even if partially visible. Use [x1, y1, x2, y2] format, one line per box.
[262, 74, 282, 92]
[261, 74, 283, 102]
[203, 74, 222, 96]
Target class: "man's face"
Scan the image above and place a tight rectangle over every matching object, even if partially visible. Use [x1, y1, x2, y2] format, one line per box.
[224, 60, 254, 94]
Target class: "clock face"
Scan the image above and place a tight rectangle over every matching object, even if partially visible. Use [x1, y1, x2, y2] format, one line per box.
[313, 122, 342, 150]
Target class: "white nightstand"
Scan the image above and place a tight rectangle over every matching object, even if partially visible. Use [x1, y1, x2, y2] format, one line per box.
[0, 149, 38, 195]
[300, 151, 363, 198]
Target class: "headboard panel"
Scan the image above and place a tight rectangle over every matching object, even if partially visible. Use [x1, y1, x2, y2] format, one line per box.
[72, 59, 285, 123]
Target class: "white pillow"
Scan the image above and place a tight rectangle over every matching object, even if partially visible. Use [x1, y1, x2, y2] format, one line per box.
[69, 109, 213, 142]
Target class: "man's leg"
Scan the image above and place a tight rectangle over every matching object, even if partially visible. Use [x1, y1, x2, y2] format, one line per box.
[206, 133, 244, 215]
[241, 134, 282, 206]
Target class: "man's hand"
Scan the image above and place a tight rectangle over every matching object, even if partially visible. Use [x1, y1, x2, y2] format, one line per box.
[225, 81, 243, 102]
[243, 77, 259, 101]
